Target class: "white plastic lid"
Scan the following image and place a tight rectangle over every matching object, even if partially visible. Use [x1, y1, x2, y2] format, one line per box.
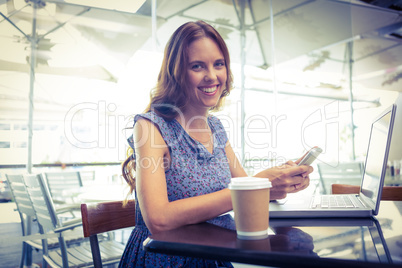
[228, 177, 272, 190]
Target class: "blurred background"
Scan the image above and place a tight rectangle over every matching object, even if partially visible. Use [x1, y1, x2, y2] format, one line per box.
[1, 0, 402, 192]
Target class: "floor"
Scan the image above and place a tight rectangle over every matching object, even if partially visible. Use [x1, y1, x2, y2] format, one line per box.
[0, 202, 43, 268]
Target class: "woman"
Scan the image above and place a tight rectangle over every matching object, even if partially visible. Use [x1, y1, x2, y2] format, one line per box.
[119, 20, 312, 267]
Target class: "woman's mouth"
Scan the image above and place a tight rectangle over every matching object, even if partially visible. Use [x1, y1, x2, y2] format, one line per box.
[199, 85, 218, 96]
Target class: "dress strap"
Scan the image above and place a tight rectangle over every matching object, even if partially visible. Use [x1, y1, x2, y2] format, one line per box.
[208, 115, 228, 149]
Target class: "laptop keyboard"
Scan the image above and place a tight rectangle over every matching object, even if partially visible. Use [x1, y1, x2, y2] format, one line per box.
[311, 195, 358, 208]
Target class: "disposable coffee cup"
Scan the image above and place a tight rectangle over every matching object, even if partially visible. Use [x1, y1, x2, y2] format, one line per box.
[228, 177, 272, 240]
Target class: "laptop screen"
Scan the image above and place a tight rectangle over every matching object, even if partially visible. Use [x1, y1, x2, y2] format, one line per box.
[360, 105, 396, 210]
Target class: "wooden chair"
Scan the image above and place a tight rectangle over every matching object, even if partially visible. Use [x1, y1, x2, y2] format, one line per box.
[332, 184, 402, 201]
[81, 200, 136, 267]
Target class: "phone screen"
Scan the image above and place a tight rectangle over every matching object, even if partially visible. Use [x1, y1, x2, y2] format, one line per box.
[298, 147, 322, 166]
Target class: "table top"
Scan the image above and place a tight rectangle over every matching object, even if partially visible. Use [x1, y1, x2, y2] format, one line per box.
[144, 201, 402, 267]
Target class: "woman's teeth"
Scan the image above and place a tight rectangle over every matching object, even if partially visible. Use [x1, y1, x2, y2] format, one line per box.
[200, 86, 217, 93]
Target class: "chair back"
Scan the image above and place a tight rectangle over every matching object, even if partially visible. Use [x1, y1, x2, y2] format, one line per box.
[24, 174, 59, 232]
[43, 171, 83, 202]
[79, 170, 96, 186]
[318, 162, 363, 194]
[81, 200, 135, 237]
[332, 184, 402, 201]
[5, 174, 36, 218]
[81, 200, 135, 267]
[6, 174, 41, 268]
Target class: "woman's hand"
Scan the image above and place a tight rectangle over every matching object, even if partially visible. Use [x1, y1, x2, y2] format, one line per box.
[255, 161, 313, 200]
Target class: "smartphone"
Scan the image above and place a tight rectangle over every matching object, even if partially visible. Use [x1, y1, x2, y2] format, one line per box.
[298, 147, 322, 166]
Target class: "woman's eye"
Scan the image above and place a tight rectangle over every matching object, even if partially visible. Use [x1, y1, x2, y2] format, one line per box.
[215, 61, 225, 67]
[191, 64, 202, 70]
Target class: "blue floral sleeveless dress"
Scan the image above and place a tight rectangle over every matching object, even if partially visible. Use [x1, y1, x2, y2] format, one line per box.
[119, 111, 235, 267]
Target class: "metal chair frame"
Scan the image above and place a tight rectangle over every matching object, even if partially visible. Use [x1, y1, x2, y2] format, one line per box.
[24, 173, 126, 268]
[6, 174, 40, 268]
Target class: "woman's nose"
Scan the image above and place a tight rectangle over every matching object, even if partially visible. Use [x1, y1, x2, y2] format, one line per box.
[204, 68, 216, 81]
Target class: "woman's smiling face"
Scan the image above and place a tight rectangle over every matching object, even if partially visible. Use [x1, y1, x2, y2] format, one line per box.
[185, 37, 227, 113]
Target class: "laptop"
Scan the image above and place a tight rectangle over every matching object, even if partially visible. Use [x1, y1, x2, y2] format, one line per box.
[270, 104, 397, 218]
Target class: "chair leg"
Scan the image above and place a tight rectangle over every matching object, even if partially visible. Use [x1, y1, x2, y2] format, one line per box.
[89, 235, 103, 268]
[20, 242, 26, 268]
[20, 215, 34, 267]
[25, 217, 33, 267]
[19, 217, 26, 268]
[25, 244, 33, 267]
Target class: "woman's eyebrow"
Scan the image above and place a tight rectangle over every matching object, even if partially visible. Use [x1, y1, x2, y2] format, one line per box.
[189, 59, 224, 64]
[189, 60, 203, 63]
[188, 60, 204, 65]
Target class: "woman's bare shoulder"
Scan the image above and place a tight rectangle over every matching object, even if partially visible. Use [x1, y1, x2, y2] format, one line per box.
[133, 117, 169, 152]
